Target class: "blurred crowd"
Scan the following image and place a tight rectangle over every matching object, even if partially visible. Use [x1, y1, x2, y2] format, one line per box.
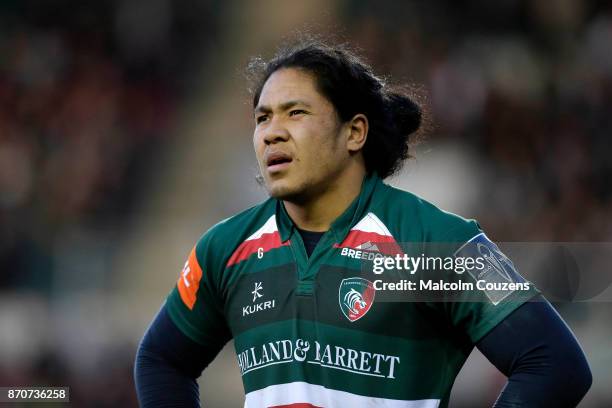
[346, 0, 612, 242]
[0, 1, 222, 405]
[0, 0, 222, 291]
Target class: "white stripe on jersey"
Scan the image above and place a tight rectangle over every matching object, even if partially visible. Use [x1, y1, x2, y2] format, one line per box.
[244, 381, 441, 408]
[245, 215, 278, 241]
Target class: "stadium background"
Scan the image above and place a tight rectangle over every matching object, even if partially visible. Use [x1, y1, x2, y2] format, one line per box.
[1, 0, 611, 406]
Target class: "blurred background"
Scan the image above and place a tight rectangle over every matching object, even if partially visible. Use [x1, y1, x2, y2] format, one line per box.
[0, 0, 611, 406]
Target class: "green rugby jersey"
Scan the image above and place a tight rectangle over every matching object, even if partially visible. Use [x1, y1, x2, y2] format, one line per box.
[166, 174, 539, 408]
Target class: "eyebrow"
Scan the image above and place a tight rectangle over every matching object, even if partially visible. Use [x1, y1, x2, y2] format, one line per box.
[254, 100, 312, 115]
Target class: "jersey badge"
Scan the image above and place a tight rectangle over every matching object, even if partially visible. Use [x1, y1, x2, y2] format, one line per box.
[338, 277, 376, 322]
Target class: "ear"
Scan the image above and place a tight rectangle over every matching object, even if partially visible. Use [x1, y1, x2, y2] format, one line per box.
[345, 113, 368, 153]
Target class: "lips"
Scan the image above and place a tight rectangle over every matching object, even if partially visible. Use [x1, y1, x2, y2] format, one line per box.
[265, 151, 293, 171]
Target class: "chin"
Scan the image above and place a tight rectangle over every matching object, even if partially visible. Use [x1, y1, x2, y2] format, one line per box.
[267, 183, 297, 199]
[266, 178, 306, 201]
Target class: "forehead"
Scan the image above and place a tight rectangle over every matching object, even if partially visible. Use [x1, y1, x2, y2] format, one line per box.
[256, 68, 328, 109]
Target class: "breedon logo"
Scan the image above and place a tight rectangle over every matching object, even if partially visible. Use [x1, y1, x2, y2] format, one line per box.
[339, 277, 375, 322]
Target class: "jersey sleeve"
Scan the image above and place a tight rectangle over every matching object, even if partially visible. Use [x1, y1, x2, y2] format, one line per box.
[165, 229, 232, 348]
[435, 222, 540, 344]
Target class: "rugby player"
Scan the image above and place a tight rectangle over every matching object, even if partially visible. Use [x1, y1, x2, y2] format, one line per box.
[134, 40, 592, 407]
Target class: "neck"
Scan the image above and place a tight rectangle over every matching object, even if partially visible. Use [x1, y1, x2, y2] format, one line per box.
[283, 164, 366, 232]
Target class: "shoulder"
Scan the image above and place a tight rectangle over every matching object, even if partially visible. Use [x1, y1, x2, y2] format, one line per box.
[194, 198, 277, 267]
[372, 181, 481, 243]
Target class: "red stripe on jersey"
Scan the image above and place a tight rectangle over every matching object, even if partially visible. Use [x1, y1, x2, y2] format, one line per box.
[269, 404, 322, 408]
[226, 232, 289, 267]
[336, 230, 403, 255]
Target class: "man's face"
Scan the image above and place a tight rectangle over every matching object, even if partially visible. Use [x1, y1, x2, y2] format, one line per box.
[253, 68, 349, 201]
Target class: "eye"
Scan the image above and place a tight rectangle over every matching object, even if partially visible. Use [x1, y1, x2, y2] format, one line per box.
[289, 109, 306, 117]
[255, 114, 269, 124]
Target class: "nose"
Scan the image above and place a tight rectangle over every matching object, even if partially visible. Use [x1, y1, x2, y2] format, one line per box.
[263, 119, 290, 145]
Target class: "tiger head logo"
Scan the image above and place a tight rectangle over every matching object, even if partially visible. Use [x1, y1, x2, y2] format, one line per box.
[338, 278, 376, 322]
[344, 289, 367, 314]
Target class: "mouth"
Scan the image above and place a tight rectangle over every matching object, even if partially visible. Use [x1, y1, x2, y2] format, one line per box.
[265, 151, 293, 173]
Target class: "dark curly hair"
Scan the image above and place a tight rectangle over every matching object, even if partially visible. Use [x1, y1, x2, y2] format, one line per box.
[247, 39, 423, 179]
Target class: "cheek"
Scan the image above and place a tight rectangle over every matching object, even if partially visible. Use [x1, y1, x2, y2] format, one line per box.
[313, 127, 341, 157]
[253, 131, 264, 157]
